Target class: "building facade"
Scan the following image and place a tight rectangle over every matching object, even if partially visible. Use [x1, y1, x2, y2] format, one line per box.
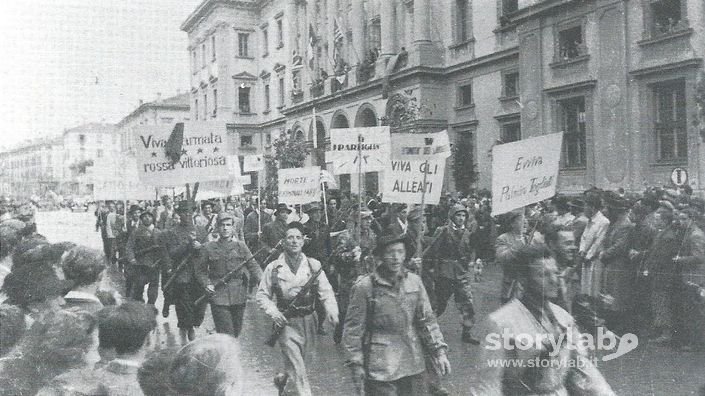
[181, 0, 705, 195]
[61, 123, 121, 196]
[0, 138, 64, 198]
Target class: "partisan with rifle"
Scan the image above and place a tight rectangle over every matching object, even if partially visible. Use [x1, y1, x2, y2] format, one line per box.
[118, 245, 163, 264]
[194, 240, 283, 306]
[265, 266, 323, 347]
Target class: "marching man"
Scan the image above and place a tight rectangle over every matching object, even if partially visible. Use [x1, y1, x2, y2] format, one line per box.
[195, 212, 262, 338]
[256, 221, 339, 396]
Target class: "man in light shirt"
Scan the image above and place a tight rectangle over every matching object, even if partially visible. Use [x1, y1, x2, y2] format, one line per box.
[578, 193, 610, 296]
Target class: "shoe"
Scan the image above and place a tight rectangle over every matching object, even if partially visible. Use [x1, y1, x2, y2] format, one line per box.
[162, 305, 170, 318]
[462, 327, 479, 344]
[429, 384, 449, 396]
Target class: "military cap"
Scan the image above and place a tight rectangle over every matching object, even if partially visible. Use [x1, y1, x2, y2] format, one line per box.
[274, 203, 292, 215]
[303, 202, 321, 213]
[216, 212, 235, 224]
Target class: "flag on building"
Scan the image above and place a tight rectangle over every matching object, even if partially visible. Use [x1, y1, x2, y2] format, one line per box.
[308, 24, 316, 69]
[333, 17, 344, 63]
[312, 107, 318, 149]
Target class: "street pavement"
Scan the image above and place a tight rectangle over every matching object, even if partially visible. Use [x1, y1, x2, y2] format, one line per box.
[34, 210, 705, 395]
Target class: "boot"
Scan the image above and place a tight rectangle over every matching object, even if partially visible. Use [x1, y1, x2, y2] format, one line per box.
[462, 326, 479, 344]
[429, 383, 450, 396]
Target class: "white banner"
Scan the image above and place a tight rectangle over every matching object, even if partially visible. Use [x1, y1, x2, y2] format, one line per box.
[93, 180, 157, 201]
[491, 132, 564, 216]
[133, 122, 231, 187]
[278, 166, 321, 205]
[327, 127, 390, 174]
[243, 154, 264, 172]
[382, 159, 445, 205]
[390, 130, 451, 160]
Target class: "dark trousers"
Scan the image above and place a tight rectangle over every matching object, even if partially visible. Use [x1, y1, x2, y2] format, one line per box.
[433, 275, 475, 328]
[129, 266, 160, 304]
[211, 304, 246, 337]
[366, 373, 426, 396]
[173, 282, 207, 329]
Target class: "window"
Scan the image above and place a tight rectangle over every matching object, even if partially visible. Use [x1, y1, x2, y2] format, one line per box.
[238, 33, 249, 57]
[277, 19, 284, 48]
[239, 86, 251, 113]
[96, 149, 103, 158]
[203, 92, 208, 120]
[212, 89, 218, 118]
[79, 134, 86, 145]
[211, 35, 216, 61]
[240, 135, 253, 147]
[557, 97, 587, 168]
[501, 120, 521, 143]
[262, 28, 269, 57]
[455, 0, 469, 42]
[201, 43, 206, 67]
[558, 25, 585, 61]
[195, 99, 199, 120]
[160, 117, 174, 124]
[502, 0, 518, 15]
[266, 133, 272, 145]
[368, 18, 381, 53]
[264, 84, 271, 111]
[649, 0, 685, 36]
[457, 83, 473, 107]
[278, 78, 285, 107]
[192, 50, 197, 71]
[654, 79, 687, 161]
[502, 71, 519, 98]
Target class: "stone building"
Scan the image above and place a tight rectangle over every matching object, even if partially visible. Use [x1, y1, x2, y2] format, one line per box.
[0, 137, 64, 198]
[61, 123, 121, 196]
[181, 0, 705, 195]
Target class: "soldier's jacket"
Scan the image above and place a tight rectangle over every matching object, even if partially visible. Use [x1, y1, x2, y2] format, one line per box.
[343, 270, 447, 382]
[262, 219, 288, 253]
[471, 299, 614, 396]
[157, 224, 207, 284]
[194, 238, 262, 306]
[125, 225, 167, 269]
[675, 224, 705, 286]
[427, 224, 475, 279]
[302, 220, 331, 264]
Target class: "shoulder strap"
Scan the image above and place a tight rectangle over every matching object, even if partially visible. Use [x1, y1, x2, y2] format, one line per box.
[272, 265, 284, 303]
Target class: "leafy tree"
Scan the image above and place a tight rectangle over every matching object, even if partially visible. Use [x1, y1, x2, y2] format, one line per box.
[263, 129, 311, 204]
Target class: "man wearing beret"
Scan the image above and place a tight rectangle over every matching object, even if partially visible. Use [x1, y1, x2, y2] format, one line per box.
[195, 212, 262, 337]
[126, 210, 169, 304]
[157, 201, 208, 344]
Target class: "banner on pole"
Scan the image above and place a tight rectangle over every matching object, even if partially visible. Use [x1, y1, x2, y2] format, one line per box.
[491, 132, 563, 216]
[133, 122, 231, 186]
[382, 159, 445, 205]
[390, 130, 451, 160]
[243, 154, 264, 172]
[278, 166, 321, 205]
[93, 180, 157, 201]
[320, 169, 338, 188]
[327, 127, 390, 174]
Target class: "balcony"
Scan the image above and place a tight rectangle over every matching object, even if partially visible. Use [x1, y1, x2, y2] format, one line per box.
[550, 43, 589, 68]
[291, 89, 304, 104]
[310, 81, 324, 98]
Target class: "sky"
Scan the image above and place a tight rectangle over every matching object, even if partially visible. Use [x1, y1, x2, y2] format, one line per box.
[0, 0, 202, 150]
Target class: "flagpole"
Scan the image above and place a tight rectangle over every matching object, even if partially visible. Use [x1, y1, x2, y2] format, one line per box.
[257, 169, 262, 236]
[416, 160, 429, 259]
[322, 180, 329, 226]
[357, 133, 362, 243]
